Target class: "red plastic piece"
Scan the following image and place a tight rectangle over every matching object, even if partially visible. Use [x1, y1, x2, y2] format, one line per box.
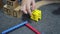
[25, 23, 41, 34]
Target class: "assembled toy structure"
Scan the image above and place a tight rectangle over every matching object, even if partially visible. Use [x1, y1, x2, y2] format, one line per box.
[3, 0, 42, 21]
[3, 0, 22, 18]
[2, 0, 42, 34]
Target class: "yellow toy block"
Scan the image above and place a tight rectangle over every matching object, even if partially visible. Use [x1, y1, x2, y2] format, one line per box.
[31, 9, 42, 22]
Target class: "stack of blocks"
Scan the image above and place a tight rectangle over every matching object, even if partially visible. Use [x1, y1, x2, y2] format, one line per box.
[3, 0, 22, 18]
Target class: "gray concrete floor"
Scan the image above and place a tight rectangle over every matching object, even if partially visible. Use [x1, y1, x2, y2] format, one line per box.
[0, 1, 60, 34]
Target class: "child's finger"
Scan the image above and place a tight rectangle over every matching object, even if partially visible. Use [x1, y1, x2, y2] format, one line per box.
[26, 3, 32, 16]
[31, 0, 35, 10]
[22, 9, 27, 14]
[21, 5, 27, 14]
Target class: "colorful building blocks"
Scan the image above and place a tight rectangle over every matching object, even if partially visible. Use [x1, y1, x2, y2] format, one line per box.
[2, 0, 42, 34]
[2, 21, 41, 34]
[31, 9, 42, 22]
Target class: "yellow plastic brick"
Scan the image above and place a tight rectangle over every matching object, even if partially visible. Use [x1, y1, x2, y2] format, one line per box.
[31, 9, 42, 22]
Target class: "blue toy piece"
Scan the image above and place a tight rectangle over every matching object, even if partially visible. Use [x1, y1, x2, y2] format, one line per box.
[2, 21, 28, 34]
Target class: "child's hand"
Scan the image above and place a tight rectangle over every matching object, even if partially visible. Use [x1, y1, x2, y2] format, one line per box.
[21, 0, 35, 16]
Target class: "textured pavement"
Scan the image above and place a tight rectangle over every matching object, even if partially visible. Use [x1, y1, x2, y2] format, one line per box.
[0, 1, 60, 34]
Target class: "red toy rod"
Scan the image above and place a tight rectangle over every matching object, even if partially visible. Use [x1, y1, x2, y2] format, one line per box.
[25, 23, 41, 34]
